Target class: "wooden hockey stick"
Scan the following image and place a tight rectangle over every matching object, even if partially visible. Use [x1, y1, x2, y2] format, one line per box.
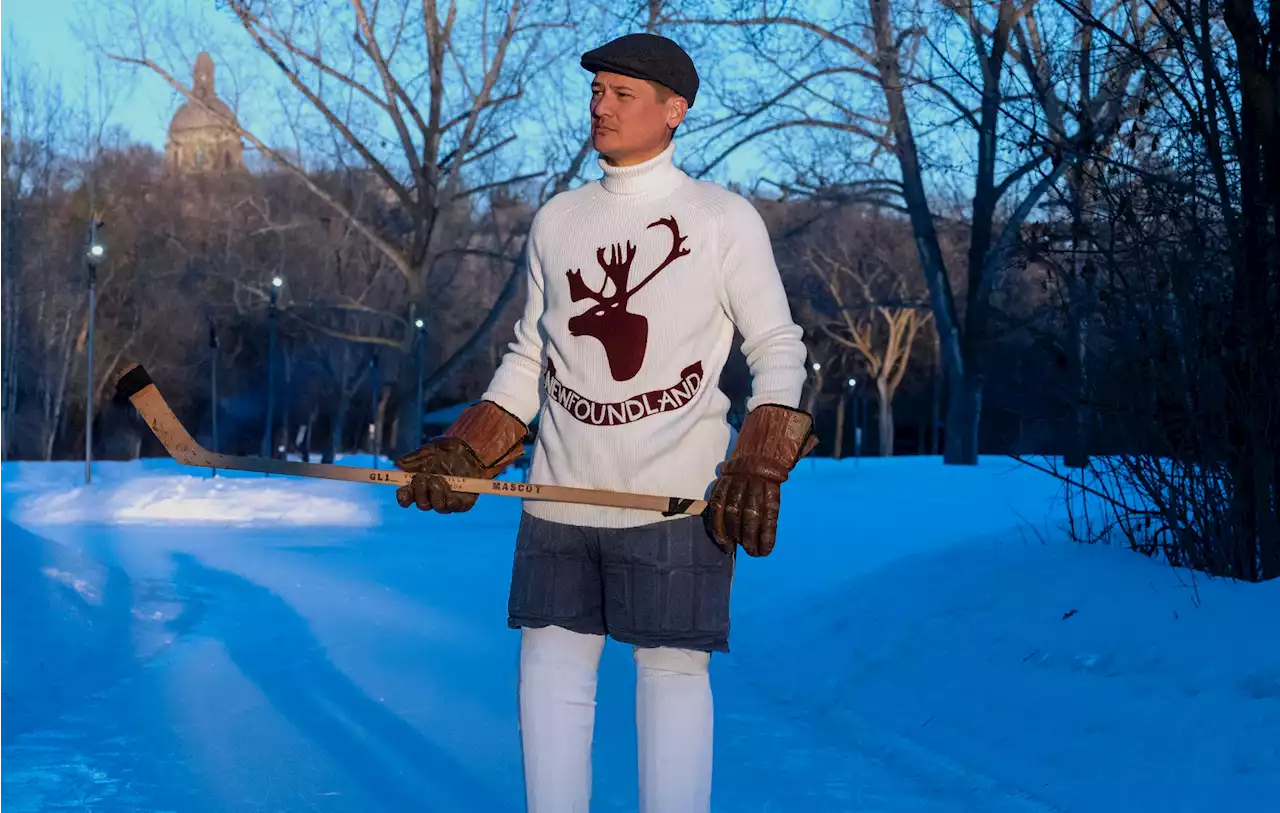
[115, 363, 707, 517]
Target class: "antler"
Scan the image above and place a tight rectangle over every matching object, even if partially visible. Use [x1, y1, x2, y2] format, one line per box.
[595, 241, 637, 297]
[567, 269, 597, 302]
[628, 217, 691, 297]
[566, 220, 688, 305]
[568, 241, 637, 304]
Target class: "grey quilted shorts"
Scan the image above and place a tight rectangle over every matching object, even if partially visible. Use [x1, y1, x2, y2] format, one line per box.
[506, 512, 736, 653]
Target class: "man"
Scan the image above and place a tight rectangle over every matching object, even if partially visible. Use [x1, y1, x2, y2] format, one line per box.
[396, 33, 815, 813]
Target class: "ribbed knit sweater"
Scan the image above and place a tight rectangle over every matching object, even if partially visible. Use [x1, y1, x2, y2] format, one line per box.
[482, 141, 808, 528]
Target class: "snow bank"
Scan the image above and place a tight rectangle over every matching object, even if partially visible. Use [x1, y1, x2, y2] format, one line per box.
[6, 459, 377, 527]
[737, 457, 1280, 812]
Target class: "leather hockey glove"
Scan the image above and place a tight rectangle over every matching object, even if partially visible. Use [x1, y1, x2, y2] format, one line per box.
[395, 401, 528, 514]
[707, 405, 818, 557]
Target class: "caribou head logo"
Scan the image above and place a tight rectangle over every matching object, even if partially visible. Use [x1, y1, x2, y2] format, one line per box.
[566, 216, 690, 382]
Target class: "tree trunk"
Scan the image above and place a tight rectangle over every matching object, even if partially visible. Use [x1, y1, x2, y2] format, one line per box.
[944, 375, 981, 465]
[393, 347, 419, 456]
[870, 0, 969, 464]
[393, 389, 414, 458]
[2, 305, 18, 460]
[329, 394, 351, 464]
[302, 407, 317, 463]
[1264, 449, 1280, 580]
[1225, 459, 1260, 580]
[804, 364, 824, 418]
[876, 377, 895, 457]
[931, 329, 942, 456]
[1, 229, 20, 461]
[44, 318, 76, 461]
[833, 392, 846, 459]
[1064, 284, 1090, 468]
[1064, 159, 1092, 468]
[1224, 0, 1280, 578]
[1248, 448, 1280, 580]
[374, 386, 393, 463]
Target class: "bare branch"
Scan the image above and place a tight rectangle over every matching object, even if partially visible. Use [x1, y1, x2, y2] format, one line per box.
[670, 15, 877, 65]
[695, 118, 891, 178]
[452, 171, 544, 202]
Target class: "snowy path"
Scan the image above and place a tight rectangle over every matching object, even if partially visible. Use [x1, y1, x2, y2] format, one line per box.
[5, 513, 1045, 810]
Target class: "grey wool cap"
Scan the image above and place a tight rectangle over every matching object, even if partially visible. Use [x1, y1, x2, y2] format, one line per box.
[580, 33, 699, 108]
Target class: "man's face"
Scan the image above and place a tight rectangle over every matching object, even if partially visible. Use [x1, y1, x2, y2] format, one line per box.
[590, 71, 687, 166]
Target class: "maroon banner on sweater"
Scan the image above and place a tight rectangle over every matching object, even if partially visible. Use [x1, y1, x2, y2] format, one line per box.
[544, 358, 704, 426]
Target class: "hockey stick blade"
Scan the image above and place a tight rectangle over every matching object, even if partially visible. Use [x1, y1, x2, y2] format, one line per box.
[114, 363, 707, 516]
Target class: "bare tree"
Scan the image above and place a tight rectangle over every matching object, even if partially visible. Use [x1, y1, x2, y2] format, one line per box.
[2, 43, 133, 460]
[0, 50, 66, 458]
[676, 0, 1168, 464]
[101, 0, 585, 451]
[1007, 0, 1173, 467]
[803, 211, 931, 456]
[1040, 0, 1279, 580]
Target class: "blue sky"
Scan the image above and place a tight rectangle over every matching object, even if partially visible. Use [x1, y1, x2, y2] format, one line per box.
[0, 0, 993, 200]
[1, 0, 781, 187]
[4, 0, 187, 147]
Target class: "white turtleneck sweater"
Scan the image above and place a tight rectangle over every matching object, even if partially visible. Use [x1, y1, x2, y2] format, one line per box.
[481, 141, 808, 528]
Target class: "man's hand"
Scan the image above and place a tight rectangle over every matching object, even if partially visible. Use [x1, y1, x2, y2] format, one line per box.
[395, 437, 488, 513]
[707, 472, 782, 557]
[707, 405, 817, 557]
[395, 401, 528, 514]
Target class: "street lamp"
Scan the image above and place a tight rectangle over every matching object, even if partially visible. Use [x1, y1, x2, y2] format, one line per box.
[84, 219, 105, 485]
[804, 360, 824, 444]
[414, 318, 426, 448]
[261, 276, 283, 459]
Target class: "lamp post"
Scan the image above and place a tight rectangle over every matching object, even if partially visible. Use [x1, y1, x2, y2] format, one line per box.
[368, 350, 380, 468]
[84, 220, 105, 485]
[209, 319, 220, 474]
[849, 378, 863, 458]
[415, 318, 426, 447]
[837, 377, 858, 460]
[805, 360, 822, 463]
[834, 376, 847, 460]
[261, 275, 283, 459]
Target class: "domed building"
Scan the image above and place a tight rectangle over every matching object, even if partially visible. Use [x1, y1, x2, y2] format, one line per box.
[165, 52, 245, 174]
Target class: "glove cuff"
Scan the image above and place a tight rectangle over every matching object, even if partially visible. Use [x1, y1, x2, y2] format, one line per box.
[722, 404, 818, 483]
[440, 400, 529, 478]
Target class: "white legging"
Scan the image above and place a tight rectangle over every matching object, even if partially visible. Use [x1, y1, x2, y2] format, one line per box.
[517, 624, 713, 813]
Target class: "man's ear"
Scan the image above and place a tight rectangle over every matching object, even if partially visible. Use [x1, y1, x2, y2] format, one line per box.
[666, 96, 689, 131]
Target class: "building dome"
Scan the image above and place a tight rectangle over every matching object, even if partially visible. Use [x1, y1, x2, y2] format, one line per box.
[169, 95, 237, 135]
[164, 52, 245, 174]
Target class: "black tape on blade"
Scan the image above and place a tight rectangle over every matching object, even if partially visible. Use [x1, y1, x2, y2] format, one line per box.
[115, 365, 154, 402]
[663, 497, 696, 517]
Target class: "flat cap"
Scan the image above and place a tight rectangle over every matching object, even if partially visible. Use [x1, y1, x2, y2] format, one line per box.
[580, 33, 699, 108]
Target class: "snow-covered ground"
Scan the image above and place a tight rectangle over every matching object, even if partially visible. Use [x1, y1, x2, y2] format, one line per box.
[3, 455, 1277, 811]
